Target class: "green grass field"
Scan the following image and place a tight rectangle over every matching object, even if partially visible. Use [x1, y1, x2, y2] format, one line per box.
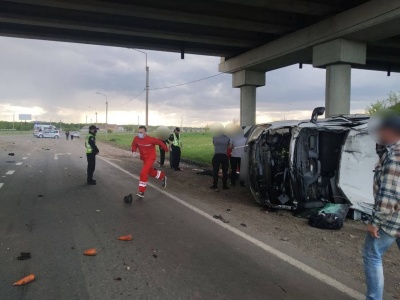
[97, 132, 214, 165]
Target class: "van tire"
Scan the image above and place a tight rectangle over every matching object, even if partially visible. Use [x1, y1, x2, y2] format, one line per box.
[55, 136, 59, 139]
[39, 134, 43, 138]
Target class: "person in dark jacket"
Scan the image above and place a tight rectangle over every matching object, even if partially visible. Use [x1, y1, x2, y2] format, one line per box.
[169, 127, 182, 171]
[211, 133, 230, 190]
[85, 125, 99, 185]
[158, 139, 169, 167]
[65, 130, 70, 140]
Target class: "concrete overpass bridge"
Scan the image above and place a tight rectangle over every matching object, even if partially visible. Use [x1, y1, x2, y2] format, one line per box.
[1, 0, 399, 125]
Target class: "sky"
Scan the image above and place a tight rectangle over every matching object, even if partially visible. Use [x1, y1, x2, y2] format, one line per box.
[0, 36, 399, 127]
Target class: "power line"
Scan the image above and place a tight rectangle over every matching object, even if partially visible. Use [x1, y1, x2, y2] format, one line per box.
[110, 88, 146, 107]
[107, 72, 225, 107]
[149, 73, 224, 91]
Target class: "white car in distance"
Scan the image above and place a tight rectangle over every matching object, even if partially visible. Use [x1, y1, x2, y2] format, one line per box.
[34, 129, 60, 139]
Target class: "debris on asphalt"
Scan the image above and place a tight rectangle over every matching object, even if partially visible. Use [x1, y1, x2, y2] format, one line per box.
[38, 195, 44, 198]
[96, 210, 100, 212]
[196, 169, 213, 177]
[213, 215, 229, 223]
[126, 266, 131, 271]
[13, 274, 35, 286]
[42, 148, 50, 151]
[71, 247, 75, 250]
[8, 153, 15, 156]
[240, 223, 247, 227]
[152, 254, 158, 258]
[226, 209, 231, 212]
[124, 194, 133, 203]
[114, 277, 122, 281]
[83, 248, 97, 256]
[350, 234, 356, 239]
[118, 235, 133, 241]
[281, 237, 290, 241]
[17, 252, 31, 260]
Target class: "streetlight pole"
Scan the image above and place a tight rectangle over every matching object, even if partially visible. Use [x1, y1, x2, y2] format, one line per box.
[96, 92, 108, 137]
[89, 106, 97, 125]
[133, 49, 149, 127]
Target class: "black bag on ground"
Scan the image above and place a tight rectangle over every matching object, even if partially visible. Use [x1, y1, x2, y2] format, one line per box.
[308, 212, 344, 230]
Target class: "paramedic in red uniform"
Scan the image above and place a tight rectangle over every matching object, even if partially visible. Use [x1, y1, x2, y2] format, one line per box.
[131, 126, 169, 198]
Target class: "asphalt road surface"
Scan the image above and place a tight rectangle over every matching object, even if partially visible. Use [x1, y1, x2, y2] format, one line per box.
[0, 134, 366, 300]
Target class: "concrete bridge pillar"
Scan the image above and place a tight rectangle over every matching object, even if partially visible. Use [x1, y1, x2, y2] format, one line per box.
[232, 70, 265, 126]
[313, 39, 366, 117]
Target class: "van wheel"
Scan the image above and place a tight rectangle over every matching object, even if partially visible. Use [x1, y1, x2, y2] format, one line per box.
[39, 134, 43, 138]
[55, 135, 59, 139]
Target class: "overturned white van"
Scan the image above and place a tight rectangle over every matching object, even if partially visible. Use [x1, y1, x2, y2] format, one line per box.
[241, 109, 375, 218]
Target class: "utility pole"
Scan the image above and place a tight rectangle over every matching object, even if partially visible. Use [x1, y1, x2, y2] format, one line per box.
[146, 64, 149, 127]
[96, 92, 108, 137]
[86, 115, 88, 124]
[133, 49, 149, 127]
[106, 100, 108, 138]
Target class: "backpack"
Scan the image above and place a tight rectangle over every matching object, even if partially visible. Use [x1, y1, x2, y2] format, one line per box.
[308, 212, 344, 230]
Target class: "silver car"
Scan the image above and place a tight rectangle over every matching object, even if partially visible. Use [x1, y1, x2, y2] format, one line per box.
[34, 129, 60, 139]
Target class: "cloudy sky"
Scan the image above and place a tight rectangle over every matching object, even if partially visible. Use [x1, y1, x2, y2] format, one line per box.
[0, 36, 399, 127]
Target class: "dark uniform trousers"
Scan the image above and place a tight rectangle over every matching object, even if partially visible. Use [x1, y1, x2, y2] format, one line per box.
[86, 153, 96, 181]
[171, 144, 181, 170]
[212, 153, 229, 187]
[230, 157, 241, 184]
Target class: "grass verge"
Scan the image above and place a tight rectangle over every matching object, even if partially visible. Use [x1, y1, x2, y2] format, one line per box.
[96, 132, 214, 165]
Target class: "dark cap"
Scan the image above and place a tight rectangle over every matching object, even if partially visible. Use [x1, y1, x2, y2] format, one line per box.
[175, 127, 181, 132]
[380, 115, 400, 133]
[89, 125, 99, 130]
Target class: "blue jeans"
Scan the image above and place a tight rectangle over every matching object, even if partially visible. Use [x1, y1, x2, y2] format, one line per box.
[363, 228, 400, 300]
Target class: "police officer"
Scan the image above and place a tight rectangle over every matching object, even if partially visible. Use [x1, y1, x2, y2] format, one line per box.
[211, 132, 230, 190]
[169, 127, 182, 171]
[85, 125, 99, 185]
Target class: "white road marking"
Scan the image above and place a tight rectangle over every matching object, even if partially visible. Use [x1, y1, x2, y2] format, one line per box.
[15, 162, 23, 166]
[6, 170, 15, 175]
[54, 153, 71, 160]
[98, 156, 364, 300]
[22, 157, 28, 160]
[0, 183, 3, 189]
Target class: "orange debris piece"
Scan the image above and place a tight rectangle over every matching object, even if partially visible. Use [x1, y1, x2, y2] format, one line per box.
[83, 248, 97, 256]
[117, 235, 133, 241]
[13, 274, 35, 286]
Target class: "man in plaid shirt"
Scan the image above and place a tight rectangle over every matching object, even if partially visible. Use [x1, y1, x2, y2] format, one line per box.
[363, 115, 400, 300]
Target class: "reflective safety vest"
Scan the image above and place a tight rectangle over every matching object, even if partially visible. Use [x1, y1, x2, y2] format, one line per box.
[85, 133, 95, 154]
[172, 133, 181, 147]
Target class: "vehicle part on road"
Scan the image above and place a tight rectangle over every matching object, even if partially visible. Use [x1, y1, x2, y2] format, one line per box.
[13, 274, 35, 286]
[123, 194, 133, 203]
[152, 254, 158, 258]
[38, 195, 44, 198]
[114, 277, 122, 281]
[8, 153, 14, 156]
[213, 214, 229, 223]
[17, 252, 31, 260]
[117, 235, 133, 241]
[41, 148, 50, 150]
[83, 248, 97, 256]
[162, 176, 167, 188]
[308, 212, 344, 230]
[240, 223, 247, 227]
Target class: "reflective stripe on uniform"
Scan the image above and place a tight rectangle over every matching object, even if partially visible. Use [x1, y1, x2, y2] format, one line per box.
[172, 133, 181, 147]
[139, 181, 147, 187]
[155, 170, 161, 179]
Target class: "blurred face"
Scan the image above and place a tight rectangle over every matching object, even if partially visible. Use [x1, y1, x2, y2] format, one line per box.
[378, 127, 399, 146]
[138, 128, 147, 139]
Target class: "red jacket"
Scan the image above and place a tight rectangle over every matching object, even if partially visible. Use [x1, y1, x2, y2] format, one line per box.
[131, 135, 169, 161]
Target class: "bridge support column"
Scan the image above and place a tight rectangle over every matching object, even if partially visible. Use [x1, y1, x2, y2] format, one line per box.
[313, 39, 366, 117]
[232, 70, 265, 127]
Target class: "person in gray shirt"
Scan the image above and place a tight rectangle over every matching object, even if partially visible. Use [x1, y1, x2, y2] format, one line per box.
[230, 133, 246, 187]
[211, 134, 230, 190]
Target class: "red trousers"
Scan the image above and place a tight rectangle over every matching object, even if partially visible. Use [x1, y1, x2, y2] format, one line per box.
[139, 159, 165, 193]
